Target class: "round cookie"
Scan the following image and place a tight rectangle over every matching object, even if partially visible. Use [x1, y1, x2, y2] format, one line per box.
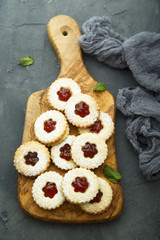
[80, 178, 113, 214]
[62, 168, 99, 204]
[51, 135, 77, 170]
[32, 171, 65, 210]
[47, 78, 81, 111]
[71, 133, 108, 169]
[65, 93, 100, 128]
[14, 141, 50, 177]
[78, 111, 114, 141]
[34, 110, 67, 145]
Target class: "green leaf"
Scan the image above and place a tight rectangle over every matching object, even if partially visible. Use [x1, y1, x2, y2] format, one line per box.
[106, 177, 120, 184]
[19, 56, 34, 66]
[103, 165, 122, 184]
[93, 82, 106, 92]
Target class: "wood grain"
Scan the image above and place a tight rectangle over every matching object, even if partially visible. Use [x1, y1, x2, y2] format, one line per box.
[18, 15, 124, 223]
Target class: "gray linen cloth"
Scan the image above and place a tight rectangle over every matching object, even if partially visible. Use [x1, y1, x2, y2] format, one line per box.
[79, 16, 160, 181]
[117, 87, 160, 181]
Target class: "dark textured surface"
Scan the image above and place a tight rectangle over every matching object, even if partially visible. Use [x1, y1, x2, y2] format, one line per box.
[0, 0, 160, 239]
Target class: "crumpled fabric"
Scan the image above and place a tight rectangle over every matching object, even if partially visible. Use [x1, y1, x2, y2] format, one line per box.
[79, 16, 160, 181]
[123, 32, 160, 92]
[126, 116, 160, 181]
[79, 16, 127, 69]
[79, 16, 160, 92]
[116, 87, 160, 181]
[116, 87, 160, 122]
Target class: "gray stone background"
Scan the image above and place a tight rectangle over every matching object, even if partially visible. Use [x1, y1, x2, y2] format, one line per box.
[0, 0, 160, 239]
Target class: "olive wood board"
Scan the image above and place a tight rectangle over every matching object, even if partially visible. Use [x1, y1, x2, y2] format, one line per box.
[18, 15, 124, 223]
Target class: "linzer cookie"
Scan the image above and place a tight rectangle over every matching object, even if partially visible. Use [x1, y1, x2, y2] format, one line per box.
[78, 111, 114, 141]
[51, 135, 77, 170]
[32, 171, 65, 210]
[47, 78, 81, 111]
[80, 178, 113, 214]
[71, 133, 108, 169]
[34, 110, 67, 146]
[62, 168, 99, 204]
[65, 93, 100, 128]
[14, 141, 50, 177]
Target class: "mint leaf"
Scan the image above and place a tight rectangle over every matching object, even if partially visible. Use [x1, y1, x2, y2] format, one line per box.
[19, 56, 34, 66]
[93, 82, 106, 92]
[103, 165, 122, 184]
[105, 177, 120, 184]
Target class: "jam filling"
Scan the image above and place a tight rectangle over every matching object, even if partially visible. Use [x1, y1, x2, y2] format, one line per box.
[90, 190, 103, 203]
[57, 87, 72, 101]
[89, 120, 103, 133]
[82, 142, 98, 158]
[75, 101, 90, 118]
[24, 151, 39, 166]
[42, 182, 58, 199]
[72, 177, 89, 193]
[60, 143, 71, 161]
[44, 118, 56, 133]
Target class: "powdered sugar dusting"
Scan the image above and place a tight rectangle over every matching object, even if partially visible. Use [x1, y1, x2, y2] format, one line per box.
[32, 171, 65, 209]
[53, 123, 70, 146]
[78, 111, 114, 141]
[65, 93, 100, 128]
[47, 78, 81, 111]
[62, 168, 99, 204]
[71, 133, 108, 169]
[51, 135, 77, 170]
[34, 110, 67, 145]
[14, 141, 50, 176]
[80, 177, 113, 214]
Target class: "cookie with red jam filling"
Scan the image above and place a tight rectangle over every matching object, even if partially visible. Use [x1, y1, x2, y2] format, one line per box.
[47, 78, 81, 111]
[71, 133, 108, 169]
[80, 177, 113, 214]
[32, 171, 65, 210]
[62, 168, 99, 204]
[65, 93, 100, 128]
[78, 111, 114, 141]
[34, 110, 67, 146]
[51, 135, 77, 170]
[14, 141, 50, 177]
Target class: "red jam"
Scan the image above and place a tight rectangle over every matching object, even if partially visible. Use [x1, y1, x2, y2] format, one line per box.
[75, 101, 90, 118]
[57, 87, 72, 101]
[90, 190, 103, 203]
[44, 119, 56, 133]
[42, 182, 58, 199]
[72, 177, 89, 193]
[24, 152, 39, 166]
[60, 143, 71, 161]
[82, 142, 98, 158]
[89, 120, 103, 133]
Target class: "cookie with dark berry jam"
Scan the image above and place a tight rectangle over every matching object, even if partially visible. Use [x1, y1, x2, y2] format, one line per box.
[71, 133, 108, 169]
[51, 135, 77, 170]
[14, 141, 50, 177]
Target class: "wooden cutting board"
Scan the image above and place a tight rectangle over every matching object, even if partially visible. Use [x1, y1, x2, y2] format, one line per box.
[18, 15, 123, 223]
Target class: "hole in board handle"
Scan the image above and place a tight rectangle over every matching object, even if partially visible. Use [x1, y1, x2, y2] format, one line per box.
[62, 31, 68, 36]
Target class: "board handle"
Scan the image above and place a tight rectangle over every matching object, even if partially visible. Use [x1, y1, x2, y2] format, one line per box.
[47, 15, 82, 74]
